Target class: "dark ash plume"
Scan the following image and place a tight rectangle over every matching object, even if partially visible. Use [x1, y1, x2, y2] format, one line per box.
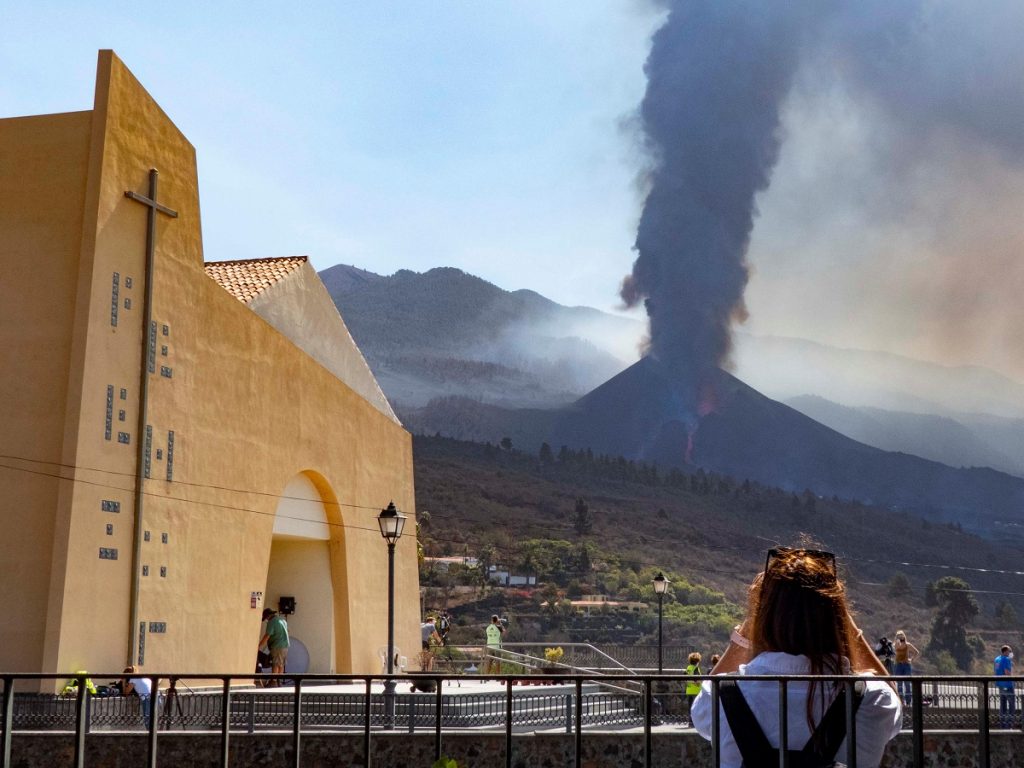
[622, 1, 830, 412]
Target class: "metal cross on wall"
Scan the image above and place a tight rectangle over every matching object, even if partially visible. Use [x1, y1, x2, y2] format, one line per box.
[124, 168, 177, 665]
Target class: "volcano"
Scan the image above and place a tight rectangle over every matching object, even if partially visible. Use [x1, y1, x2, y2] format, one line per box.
[548, 357, 1024, 529]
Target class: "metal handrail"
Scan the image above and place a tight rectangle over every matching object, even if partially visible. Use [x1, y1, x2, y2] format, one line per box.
[481, 646, 642, 697]
[498, 642, 641, 674]
[2, 671, 1020, 768]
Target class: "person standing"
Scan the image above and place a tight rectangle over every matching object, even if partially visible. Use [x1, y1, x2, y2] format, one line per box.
[892, 630, 919, 706]
[259, 609, 290, 685]
[421, 616, 442, 671]
[691, 547, 901, 768]
[483, 615, 505, 675]
[874, 637, 895, 675]
[256, 608, 273, 685]
[122, 666, 154, 723]
[995, 645, 1015, 728]
[684, 652, 703, 726]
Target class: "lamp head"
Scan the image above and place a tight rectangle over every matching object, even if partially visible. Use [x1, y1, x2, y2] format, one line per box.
[378, 501, 407, 544]
[652, 571, 670, 594]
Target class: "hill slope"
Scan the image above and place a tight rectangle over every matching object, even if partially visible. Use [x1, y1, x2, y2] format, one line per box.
[786, 395, 1024, 477]
[414, 434, 1024, 668]
[407, 358, 1024, 532]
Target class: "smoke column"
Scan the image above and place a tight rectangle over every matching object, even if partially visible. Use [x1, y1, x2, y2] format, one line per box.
[622, 1, 831, 411]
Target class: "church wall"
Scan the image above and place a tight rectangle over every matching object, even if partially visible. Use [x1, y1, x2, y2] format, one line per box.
[37, 52, 419, 677]
[35, 51, 204, 676]
[0, 110, 92, 672]
[247, 262, 399, 423]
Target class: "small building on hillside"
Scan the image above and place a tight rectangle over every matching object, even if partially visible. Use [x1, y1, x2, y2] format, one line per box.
[0, 51, 418, 678]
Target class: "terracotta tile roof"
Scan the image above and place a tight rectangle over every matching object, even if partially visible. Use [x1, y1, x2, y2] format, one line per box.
[204, 256, 308, 304]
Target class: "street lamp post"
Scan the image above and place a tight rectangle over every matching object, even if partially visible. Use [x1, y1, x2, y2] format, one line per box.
[378, 501, 407, 729]
[652, 572, 670, 673]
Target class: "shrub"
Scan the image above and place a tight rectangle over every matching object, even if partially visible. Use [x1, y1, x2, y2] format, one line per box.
[544, 646, 564, 664]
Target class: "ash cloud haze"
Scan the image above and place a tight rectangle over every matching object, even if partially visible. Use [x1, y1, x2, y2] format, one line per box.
[627, 0, 1024, 398]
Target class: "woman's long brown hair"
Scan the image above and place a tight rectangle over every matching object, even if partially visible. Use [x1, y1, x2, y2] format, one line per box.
[748, 549, 857, 738]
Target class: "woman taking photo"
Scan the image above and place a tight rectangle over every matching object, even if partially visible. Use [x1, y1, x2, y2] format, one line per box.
[893, 630, 920, 705]
[691, 547, 902, 767]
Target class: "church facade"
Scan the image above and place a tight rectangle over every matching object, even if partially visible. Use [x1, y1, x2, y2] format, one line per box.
[0, 51, 419, 677]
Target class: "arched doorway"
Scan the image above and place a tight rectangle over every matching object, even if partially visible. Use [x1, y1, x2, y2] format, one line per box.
[264, 473, 335, 673]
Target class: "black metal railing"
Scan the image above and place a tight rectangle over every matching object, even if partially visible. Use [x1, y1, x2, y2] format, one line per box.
[1, 672, 1020, 768]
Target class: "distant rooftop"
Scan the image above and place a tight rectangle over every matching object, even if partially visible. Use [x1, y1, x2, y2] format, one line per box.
[204, 256, 307, 303]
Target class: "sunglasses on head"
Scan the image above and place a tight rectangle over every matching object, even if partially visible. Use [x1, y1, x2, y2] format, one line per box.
[764, 547, 837, 576]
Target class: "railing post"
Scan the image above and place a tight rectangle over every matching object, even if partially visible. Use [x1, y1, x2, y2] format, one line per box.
[574, 677, 583, 768]
[644, 678, 652, 768]
[146, 676, 160, 768]
[564, 694, 572, 734]
[291, 677, 302, 768]
[220, 677, 231, 768]
[845, 678, 857, 768]
[979, 680, 990, 768]
[911, 679, 924, 768]
[1, 676, 13, 768]
[363, 678, 371, 768]
[711, 678, 721, 768]
[505, 678, 513, 768]
[73, 675, 87, 768]
[778, 679, 788, 768]
[434, 676, 443, 762]
[247, 693, 255, 734]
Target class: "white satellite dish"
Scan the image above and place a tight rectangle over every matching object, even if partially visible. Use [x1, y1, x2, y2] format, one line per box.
[286, 636, 310, 674]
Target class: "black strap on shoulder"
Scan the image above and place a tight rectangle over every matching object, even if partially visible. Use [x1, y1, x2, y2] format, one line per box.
[720, 679, 867, 768]
[719, 679, 777, 765]
[803, 680, 867, 763]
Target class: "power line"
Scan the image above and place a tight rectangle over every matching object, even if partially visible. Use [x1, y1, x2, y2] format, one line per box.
[4, 452, 1024, 584]
[0, 452, 389, 514]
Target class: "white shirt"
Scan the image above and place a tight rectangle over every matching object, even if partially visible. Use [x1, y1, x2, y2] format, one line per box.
[691, 652, 902, 768]
[129, 676, 152, 698]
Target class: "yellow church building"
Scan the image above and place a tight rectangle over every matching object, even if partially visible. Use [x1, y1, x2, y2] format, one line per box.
[0, 51, 419, 677]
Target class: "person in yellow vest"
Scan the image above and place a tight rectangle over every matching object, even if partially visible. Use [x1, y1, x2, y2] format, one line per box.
[685, 652, 703, 725]
[61, 671, 97, 696]
[483, 614, 505, 675]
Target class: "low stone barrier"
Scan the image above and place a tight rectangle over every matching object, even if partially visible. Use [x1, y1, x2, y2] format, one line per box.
[9, 729, 1024, 767]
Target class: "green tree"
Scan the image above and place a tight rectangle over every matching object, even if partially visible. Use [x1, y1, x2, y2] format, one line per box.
[500, 436, 513, 452]
[887, 572, 912, 598]
[538, 442, 554, 464]
[577, 543, 592, 574]
[927, 576, 979, 670]
[995, 600, 1019, 629]
[477, 544, 497, 591]
[932, 650, 959, 675]
[572, 497, 593, 536]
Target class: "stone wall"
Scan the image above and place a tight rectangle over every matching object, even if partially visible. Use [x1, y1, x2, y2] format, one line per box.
[9, 730, 1023, 767]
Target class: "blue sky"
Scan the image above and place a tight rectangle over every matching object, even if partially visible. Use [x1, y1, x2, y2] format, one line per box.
[5, 1, 1024, 379]
[3, 2, 660, 313]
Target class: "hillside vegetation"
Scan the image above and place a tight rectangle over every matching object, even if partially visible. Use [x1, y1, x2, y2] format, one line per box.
[413, 435, 1024, 672]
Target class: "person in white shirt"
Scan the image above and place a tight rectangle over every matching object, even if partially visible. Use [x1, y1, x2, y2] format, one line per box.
[691, 546, 902, 767]
[122, 666, 155, 723]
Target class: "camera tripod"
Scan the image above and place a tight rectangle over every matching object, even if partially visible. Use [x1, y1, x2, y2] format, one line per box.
[159, 677, 192, 730]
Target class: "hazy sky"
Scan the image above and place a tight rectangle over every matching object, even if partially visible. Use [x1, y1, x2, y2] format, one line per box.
[5, 2, 1024, 380]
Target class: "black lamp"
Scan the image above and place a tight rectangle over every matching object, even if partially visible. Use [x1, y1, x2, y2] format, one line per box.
[652, 572, 670, 673]
[378, 501, 406, 728]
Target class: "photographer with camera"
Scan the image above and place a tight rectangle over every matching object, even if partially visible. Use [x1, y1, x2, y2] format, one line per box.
[875, 636, 895, 674]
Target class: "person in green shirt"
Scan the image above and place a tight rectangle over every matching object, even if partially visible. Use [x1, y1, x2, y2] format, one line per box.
[259, 609, 290, 685]
[483, 615, 505, 675]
